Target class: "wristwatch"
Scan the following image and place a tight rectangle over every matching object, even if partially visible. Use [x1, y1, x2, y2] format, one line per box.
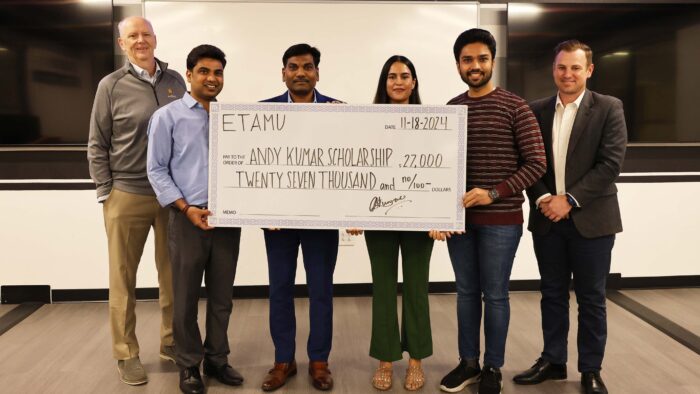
[488, 188, 499, 202]
[566, 193, 578, 208]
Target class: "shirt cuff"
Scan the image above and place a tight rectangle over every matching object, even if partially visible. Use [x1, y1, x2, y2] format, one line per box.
[535, 193, 552, 208]
[566, 193, 580, 208]
[97, 194, 109, 203]
[156, 189, 184, 208]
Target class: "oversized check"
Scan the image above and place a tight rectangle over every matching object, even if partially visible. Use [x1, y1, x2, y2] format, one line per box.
[208, 103, 467, 231]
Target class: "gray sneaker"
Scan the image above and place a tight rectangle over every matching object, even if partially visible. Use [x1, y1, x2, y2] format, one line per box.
[117, 357, 148, 385]
[159, 345, 176, 363]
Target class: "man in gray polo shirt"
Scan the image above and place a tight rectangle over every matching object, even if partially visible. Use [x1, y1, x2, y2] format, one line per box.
[87, 16, 186, 385]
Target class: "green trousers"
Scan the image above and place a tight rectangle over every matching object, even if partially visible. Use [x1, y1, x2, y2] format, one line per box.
[365, 230, 434, 361]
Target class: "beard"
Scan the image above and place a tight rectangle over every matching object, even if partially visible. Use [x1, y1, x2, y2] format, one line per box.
[461, 69, 492, 89]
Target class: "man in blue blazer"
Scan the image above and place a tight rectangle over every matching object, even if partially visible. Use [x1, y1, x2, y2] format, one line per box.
[515, 40, 627, 394]
[260, 43, 342, 392]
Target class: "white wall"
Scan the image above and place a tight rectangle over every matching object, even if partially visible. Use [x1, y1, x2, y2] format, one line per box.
[1, 181, 698, 290]
[144, 1, 479, 105]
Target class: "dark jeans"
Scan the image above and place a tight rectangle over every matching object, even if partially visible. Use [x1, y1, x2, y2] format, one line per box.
[264, 229, 338, 363]
[533, 219, 614, 372]
[446, 224, 522, 368]
[168, 210, 241, 368]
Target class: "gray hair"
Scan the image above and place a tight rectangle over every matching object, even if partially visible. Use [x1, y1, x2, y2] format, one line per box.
[117, 16, 154, 37]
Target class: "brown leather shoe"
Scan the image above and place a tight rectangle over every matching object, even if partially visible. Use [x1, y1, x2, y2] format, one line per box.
[261, 361, 297, 392]
[309, 361, 333, 391]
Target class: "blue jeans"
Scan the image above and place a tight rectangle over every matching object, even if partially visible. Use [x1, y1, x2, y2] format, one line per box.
[446, 224, 522, 368]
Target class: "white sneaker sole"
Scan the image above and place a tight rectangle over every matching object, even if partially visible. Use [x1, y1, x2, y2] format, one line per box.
[119, 376, 148, 386]
[117, 368, 148, 386]
[117, 366, 148, 386]
[439, 375, 480, 392]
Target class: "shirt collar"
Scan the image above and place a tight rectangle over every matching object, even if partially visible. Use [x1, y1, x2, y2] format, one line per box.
[130, 61, 161, 81]
[556, 89, 585, 109]
[287, 90, 317, 103]
[183, 92, 202, 109]
[555, 89, 586, 109]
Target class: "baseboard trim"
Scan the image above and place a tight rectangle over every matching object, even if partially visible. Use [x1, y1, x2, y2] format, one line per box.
[619, 275, 700, 289]
[4, 274, 697, 304]
[1, 285, 51, 304]
[47, 281, 477, 302]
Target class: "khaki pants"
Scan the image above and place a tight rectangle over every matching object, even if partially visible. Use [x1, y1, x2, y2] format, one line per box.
[103, 188, 173, 360]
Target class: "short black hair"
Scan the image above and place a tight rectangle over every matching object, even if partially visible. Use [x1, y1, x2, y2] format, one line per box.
[186, 44, 227, 70]
[453, 28, 496, 62]
[282, 43, 321, 67]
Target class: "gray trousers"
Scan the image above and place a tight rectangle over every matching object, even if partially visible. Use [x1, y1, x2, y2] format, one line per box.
[168, 210, 241, 368]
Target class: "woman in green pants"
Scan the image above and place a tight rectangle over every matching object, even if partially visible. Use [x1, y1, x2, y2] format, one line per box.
[349, 55, 434, 391]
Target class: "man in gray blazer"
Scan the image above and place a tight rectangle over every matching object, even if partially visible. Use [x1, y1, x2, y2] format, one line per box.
[514, 40, 627, 394]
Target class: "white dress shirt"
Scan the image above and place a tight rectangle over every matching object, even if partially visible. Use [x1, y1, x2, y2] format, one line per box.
[536, 90, 585, 208]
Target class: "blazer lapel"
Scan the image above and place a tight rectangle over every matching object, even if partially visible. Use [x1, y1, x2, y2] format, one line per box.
[541, 96, 556, 167]
[567, 90, 593, 159]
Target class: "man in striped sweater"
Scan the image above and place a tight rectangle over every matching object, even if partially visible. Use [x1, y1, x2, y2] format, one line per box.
[433, 28, 547, 394]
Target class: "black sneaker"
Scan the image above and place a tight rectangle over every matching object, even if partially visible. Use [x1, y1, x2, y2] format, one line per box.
[478, 366, 502, 394]
[439, 359, 481, 392]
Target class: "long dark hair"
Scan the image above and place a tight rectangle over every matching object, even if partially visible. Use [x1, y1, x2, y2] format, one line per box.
[373, 55, 421, 104]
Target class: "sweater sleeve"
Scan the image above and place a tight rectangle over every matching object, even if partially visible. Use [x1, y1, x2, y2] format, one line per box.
[87, 78, 114, 201]
[493, 102, 547, 198]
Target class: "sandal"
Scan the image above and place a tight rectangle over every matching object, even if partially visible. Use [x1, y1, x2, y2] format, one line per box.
[372, 364, 393, 391]
[404, 364, 425, 391]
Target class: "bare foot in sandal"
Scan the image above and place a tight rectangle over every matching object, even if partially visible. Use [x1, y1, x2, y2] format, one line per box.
[405, 358, 425, 391]
[372, 361, 393, 391]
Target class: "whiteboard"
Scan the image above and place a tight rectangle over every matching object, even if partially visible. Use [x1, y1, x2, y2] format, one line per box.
[145, 1, 478, 105]
[143, 1, 478, 285]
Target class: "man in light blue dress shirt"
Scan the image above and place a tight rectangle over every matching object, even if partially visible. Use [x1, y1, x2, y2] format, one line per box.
[147, 44, 243, 394]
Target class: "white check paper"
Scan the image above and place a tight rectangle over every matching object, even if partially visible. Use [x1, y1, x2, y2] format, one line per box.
[208, 103, 467, 231]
